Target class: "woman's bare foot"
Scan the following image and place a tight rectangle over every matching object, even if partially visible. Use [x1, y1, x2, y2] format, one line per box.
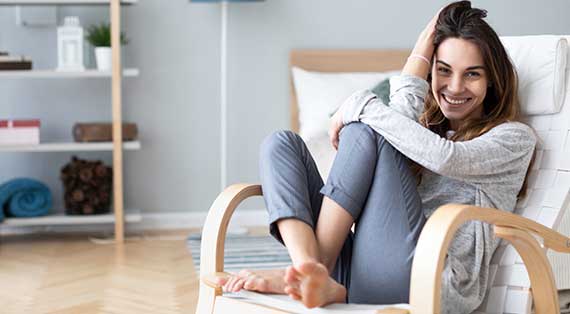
[215, 269, 287, 293]
[283, 261, 346, 308]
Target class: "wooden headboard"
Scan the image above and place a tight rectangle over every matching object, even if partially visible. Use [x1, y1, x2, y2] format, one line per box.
[289, 50, 411, 132]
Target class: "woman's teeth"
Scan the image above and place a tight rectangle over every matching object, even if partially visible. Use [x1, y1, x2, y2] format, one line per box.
[442, 94, 470, 105]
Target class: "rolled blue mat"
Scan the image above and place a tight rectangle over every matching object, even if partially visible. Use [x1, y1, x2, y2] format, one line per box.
[0, 178, 52, 220]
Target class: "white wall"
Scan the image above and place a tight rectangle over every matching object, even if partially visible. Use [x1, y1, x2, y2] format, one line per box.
[1, 0, 569, 215]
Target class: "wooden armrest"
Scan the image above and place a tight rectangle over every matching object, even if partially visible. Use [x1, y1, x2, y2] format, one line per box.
[409, 203, 569, 314]
[199, 184, 262, 276]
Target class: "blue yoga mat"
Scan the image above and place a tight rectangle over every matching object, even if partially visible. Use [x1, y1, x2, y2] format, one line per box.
[0, 178, 52, 221]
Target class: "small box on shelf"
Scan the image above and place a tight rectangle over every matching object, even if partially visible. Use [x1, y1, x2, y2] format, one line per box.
[0, 55, 32, 70]
[0, 119, 40, 145]
[73, 122, 138, 142]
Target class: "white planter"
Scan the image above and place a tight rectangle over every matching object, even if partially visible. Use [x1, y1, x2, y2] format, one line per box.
[94, 47, 112, 71]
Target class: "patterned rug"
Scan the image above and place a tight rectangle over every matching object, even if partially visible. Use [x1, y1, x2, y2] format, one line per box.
[187, 233, 291, 274]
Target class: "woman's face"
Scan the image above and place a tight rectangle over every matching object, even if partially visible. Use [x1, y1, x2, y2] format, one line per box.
[431, 37, 489, 130]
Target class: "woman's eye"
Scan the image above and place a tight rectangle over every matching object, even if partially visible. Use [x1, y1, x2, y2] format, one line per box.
[437, 67, 451, 74]
[466, 72, 481, 78]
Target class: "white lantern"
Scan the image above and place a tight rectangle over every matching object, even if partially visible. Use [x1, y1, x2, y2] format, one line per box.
[57, 16, 85, 71]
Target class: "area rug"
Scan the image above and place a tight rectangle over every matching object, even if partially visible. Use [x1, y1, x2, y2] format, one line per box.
[187, 233, 291, 274]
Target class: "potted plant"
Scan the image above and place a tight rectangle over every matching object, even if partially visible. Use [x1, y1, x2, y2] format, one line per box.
[85, 23, 129, 71]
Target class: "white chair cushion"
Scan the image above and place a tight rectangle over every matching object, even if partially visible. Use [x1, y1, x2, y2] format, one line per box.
[501, 35, 568, 116]
[224, 290, 410, 313]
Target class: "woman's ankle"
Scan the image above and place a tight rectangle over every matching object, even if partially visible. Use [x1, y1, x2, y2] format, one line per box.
[292, 256, 320, 268]
[322, 258, 336, 274]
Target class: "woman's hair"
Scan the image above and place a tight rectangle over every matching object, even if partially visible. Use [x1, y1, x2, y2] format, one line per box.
[417, 0, 533, 197]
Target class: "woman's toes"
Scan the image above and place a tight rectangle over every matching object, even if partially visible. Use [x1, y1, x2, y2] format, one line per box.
[238, 269, 252, 277]
[232, 278, 246, 292]
[222, 277, 233, 292]
[284, 284, 300, 297]
[215, 275, 229, 287]
[284, 265, 300, 285]
[285, 285, 302, 302]
[225, 276, 242, 292]
[243, 277, 254, 290]
[243, 275, 261, 290]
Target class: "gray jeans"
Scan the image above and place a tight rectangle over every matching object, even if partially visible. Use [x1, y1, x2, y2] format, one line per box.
[259, 122, 426, 304]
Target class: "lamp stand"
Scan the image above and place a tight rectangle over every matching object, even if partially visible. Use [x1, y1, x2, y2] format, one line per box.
[220, 1, 228, 191]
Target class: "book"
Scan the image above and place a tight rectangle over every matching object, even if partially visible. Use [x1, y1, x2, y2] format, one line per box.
[0, 119, 41, 128]
[0, 119, 40, 145]
[0, 60, 32, 70]
[0, 55, 31, 62]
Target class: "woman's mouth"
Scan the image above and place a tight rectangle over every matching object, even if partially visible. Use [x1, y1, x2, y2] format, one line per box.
[441, 93, 472, 106]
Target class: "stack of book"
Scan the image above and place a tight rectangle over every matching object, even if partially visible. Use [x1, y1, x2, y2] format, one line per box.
[0, 119, 40, 145]
[0, 52, 32, 70]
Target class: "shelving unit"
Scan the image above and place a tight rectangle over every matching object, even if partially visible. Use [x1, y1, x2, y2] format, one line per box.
[0, 0, 136, 242]
[0, 0, 137, 5]
[0, 68, 139, 78]
[0, 141, 141, 152]
[3, 211, 141, 226]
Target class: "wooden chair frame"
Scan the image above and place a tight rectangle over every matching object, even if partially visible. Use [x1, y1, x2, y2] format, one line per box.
[195, 49, 570, 313]
[195, 184, 570, 314]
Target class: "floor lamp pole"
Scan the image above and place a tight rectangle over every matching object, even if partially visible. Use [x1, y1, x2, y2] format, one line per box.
[220, 1, 228, 191]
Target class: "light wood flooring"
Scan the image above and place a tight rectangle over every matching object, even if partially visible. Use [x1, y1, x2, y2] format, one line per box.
[0, 230, 200, 314]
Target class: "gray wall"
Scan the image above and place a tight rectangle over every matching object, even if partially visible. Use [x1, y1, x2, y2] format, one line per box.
[1, 0, 569, 214]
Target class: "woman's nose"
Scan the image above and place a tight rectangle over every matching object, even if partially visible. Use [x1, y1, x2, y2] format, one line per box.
[448, 74, 465, 94]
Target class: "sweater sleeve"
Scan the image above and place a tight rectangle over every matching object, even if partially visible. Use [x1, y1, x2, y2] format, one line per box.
[340, 75, 429, 121]
[388, 75, 429, 121]
[340, 75, 537, 184]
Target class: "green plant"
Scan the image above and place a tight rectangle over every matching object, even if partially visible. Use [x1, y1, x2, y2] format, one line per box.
[85, 23, 129, 47]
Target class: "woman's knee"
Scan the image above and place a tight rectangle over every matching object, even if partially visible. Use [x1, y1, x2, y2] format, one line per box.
[340, 122, 385, 146]
[260, 130, 301, 161]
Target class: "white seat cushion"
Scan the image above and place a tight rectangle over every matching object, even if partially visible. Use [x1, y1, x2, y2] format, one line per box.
[224, 290, 410, 313]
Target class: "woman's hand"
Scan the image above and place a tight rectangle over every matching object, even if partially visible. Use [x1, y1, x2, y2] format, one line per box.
[402, 7, 442, 79]
[329, 108, 344, 150]
[412, 8, 440, 59]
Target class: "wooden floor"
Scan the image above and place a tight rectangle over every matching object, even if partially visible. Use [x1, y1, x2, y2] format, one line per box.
[0, 231, 200, 314]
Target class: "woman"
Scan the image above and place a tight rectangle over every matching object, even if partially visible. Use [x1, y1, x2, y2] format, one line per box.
[219, 1, 536, 313]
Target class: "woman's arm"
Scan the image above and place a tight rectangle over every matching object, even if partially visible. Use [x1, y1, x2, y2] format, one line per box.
[347, 98, 536, 183]
[401, 7, 440, 79]
[329, 10, 439, 149]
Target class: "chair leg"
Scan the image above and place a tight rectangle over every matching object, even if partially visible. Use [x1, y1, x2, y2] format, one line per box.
[495, 226, 560, 314]
[195, 282, 221, 314]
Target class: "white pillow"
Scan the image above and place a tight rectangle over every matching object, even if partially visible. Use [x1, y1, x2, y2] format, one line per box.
[500, 35, 568, 116]
[291, 66, 399, 141]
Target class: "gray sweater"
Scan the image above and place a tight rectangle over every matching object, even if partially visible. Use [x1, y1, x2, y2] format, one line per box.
[340, 75, 536, 314]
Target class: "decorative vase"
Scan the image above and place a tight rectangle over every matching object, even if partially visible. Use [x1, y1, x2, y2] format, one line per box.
[57, 16, 85, 71]
[94, 47, 112, 71]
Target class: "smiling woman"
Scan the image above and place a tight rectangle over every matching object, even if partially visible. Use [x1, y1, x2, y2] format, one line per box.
[217, 2, 537, 314]
[432, 38, 489, 128]
[421, 2, 520, 143]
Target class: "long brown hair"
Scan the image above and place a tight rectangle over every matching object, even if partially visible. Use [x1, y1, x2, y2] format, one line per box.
[416, 1, 533, 197]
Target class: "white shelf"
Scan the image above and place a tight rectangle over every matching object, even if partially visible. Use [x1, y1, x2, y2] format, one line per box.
[0, 0, 136, 5]
[2, 210, 142, 226]
[0, 141, 141, 152]
[0, 68, 139, 78]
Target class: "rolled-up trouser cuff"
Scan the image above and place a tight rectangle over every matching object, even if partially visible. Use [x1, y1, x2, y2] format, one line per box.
[268, 209, 315, 246]
[319, 184, 361, 221]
